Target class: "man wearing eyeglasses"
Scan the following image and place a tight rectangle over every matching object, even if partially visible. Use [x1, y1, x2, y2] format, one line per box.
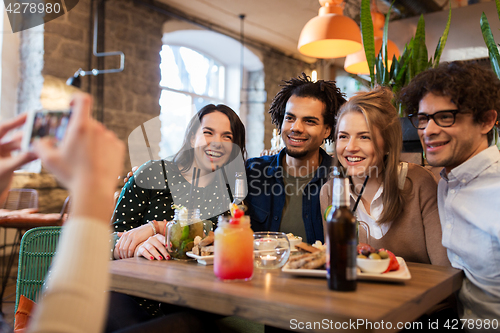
[399, 61, 500, 332]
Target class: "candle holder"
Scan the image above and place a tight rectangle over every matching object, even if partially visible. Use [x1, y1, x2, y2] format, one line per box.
[253, 232, 290, 269]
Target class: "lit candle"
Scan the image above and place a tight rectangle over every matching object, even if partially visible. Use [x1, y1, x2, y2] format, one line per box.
[260, 254, 277, 267]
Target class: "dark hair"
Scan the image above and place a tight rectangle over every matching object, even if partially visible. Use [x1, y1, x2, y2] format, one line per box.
[173, 104, 246, 172]
[398, 61, 500, 143]
[269, 73, 346, 143]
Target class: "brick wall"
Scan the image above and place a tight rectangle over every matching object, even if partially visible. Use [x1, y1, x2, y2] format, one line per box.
[15, 0, 312, 212]
[15, 0, 169, 212]
[262, 52, 311, 150]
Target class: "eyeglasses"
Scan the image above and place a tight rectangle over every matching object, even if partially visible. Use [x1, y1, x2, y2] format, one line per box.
[408, 109, 460, 129]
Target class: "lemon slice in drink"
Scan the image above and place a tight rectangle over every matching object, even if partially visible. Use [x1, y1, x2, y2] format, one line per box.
[229, 203, 239, 217]
[324, 205, 332, 221]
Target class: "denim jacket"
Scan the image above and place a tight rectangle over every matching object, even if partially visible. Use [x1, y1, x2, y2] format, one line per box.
[245, 148, 332, 244]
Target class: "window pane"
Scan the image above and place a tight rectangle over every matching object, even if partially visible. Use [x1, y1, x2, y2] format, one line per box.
[159, 45, 226, 159]
[180, 47, 209, 95]
[160, 45, 224, 100]
[159, 45, 182, 90]
[159, 90, 193, 158]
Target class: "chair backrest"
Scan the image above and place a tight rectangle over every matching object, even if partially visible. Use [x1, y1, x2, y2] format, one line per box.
[3, 189, 38, 210]
[15, 226, 62, 312]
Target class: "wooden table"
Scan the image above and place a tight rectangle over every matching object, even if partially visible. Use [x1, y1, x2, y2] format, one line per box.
[109, 258, 463, 332]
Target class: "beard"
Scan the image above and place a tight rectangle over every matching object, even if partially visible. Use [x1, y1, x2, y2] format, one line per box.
[285, 146, 309, 159]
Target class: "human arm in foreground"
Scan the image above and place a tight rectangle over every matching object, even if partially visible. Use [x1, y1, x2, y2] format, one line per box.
[27, 93, 125, 333]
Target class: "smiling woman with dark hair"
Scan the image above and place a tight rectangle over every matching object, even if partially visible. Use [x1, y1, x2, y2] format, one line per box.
[112, 104, 246, 262]
[173, 104, 247, 172]
[106, 104, 246, 331]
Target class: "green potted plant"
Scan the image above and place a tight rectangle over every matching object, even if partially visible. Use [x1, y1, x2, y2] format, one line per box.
[359, 0, 451, 152]
[480, 0, 500, 148]
[360, 0, 451, 95]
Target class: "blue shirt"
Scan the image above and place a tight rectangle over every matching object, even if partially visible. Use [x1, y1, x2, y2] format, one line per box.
[245, 148, 332, 244]
[438, 146, 500, 323]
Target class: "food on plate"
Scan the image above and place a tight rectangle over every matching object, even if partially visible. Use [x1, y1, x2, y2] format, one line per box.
[382, 249, 399, 273]
[286, 251, 326, 269]
[286, 233, 302, 248]
[283, 240, 326, 269]
[312, 240, 326, 251]
[357, 243, 376, 256]
[356, 244, 399, 273]
[286, 233, 301, 240]
[199, 232, 214, 246]
[192, 231, 214, 256]
[295, 242, 321, 253]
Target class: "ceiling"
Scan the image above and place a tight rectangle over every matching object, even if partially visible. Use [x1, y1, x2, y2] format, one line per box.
[151, 0, 491, 64]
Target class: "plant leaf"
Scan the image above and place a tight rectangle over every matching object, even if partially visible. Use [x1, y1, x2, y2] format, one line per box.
[393, 45, 411, 94]
[413, 15, 428, 75]
[496, 0, 500, 20]
[389, 54, 397, 82]
[382, 2, 394, 76]
[360, 0, 375, 85]
[376, 52, 386, 85]
[480, 12, 500, 79]
[433, 2, 451, 67]
[417, 36, 429, 74]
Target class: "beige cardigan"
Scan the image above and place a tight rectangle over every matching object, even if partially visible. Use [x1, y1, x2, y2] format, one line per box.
[320, 163, 450, 267]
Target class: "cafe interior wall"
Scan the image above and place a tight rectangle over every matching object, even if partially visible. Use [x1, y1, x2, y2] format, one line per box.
[11, 0, 312, 214]
[388, 1, 500, 63]
[12, 0, 170, 214]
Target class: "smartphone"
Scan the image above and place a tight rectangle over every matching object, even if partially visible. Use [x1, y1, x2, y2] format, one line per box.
[22, 109, 71, 151]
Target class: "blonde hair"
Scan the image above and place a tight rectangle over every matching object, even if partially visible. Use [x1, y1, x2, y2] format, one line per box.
[335, 86, 404, 224]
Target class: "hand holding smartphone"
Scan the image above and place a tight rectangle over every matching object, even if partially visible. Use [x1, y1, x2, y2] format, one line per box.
[22, 109, 71, 151]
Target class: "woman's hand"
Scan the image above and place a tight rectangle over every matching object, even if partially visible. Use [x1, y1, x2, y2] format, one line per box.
[0, 114, 37, 205]
[34, 93, 125, 222]
[115, 224, 155, 259]
[119, 166, 138, 183]
[135, 234, 170, 261]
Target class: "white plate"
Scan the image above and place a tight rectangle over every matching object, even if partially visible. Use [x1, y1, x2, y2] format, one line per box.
[186, 251, 214, 265]
[282, 257, 411, 282]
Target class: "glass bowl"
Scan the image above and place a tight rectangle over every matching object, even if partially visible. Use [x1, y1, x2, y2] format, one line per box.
[253, 232, 290, 269]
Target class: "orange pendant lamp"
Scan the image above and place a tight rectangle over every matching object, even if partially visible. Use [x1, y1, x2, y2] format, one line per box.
[298, 0, 363, 59]
[344, 6, 400, 75]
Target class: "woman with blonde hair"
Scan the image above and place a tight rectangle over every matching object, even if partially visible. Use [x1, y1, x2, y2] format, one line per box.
[320, 86, 449, 265]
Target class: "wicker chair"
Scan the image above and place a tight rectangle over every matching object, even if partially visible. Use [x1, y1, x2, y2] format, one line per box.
[15, 226, 62, 313]
[0, 192, 69, 312]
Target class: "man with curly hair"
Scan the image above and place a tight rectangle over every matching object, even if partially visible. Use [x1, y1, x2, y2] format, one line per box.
[399, 61, 500, 329]
[245, 73, 346, 244]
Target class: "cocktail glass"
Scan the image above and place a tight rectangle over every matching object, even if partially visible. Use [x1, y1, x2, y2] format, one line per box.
[213, 216, 253, 281]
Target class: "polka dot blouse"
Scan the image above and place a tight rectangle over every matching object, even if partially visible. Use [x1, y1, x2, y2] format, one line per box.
[112, 159, 231, 233]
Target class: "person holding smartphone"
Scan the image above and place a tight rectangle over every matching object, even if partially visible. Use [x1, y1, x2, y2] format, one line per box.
[0, 93, 125, 333]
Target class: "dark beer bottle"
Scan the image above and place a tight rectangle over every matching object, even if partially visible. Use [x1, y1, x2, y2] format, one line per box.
[326, 166, 357, 291]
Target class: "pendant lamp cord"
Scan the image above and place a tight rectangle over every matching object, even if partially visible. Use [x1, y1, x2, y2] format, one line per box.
[239, 14, 246, 101]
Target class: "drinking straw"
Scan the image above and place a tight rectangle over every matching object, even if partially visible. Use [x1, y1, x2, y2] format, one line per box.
[188, 167, 197, 211]
[140, 124, 154, 161]
[352, 175, 369, 214]
[220, 166, 234, 203]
